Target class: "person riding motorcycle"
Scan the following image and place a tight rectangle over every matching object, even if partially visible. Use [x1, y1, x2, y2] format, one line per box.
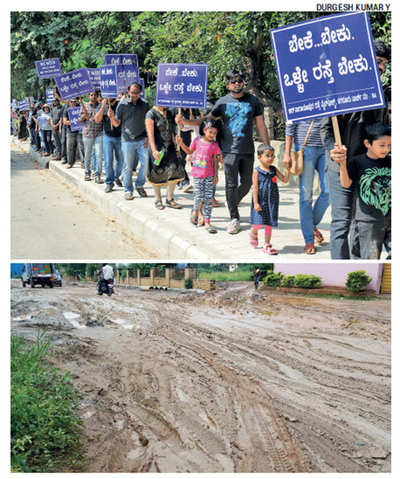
[97, 263, 114, 295]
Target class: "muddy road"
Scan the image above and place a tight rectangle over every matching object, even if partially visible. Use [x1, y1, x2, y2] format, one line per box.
[11, 281, 391, 473]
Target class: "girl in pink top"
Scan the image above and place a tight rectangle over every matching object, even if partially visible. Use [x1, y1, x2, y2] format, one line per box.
[177, 120, 221, 233]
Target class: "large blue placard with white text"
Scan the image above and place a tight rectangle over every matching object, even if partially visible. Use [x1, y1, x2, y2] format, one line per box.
[156, 63, 208, 109]
[55, 68, 93, 100]
[270, 12, 385, 122]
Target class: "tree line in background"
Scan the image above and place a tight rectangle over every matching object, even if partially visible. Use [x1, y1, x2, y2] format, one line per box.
[54, 263, 273, 279]
[11, 11, 391, 138]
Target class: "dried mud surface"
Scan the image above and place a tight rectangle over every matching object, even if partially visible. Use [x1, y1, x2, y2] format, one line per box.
[11, 281, 391, 473]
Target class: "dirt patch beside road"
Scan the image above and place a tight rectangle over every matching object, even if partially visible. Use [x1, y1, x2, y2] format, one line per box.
[11, 282, 391, 472]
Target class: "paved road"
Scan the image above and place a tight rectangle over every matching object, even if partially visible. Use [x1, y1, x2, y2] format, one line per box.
[11, 146, 160, 259]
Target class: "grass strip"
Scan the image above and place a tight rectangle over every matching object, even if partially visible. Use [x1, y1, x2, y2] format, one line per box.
[11, 332, 85, 472]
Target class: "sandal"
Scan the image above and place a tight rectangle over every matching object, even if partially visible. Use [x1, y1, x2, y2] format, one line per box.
[304, 243, 316, 254]
[262, 243, 278, 255]
[212, 198, 220, 207]
[166, 198, 182, 209]
[205, 224, 217, 234]
[249, 230, 258, 248]
[313, 228, 324, 245]
[154, 200, 165, 210]
[190, 211, 198, 225]
[197, 215, 205, 227]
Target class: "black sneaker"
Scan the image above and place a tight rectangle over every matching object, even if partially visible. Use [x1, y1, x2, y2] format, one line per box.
[115, 178, 123, 187]
[136, 187, 148, 198]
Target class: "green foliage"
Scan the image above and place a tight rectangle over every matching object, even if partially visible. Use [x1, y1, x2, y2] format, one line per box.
[293, 274, 322, 289]
[184, 278, 193, 289]
[11, 333, 85, 472]
[11, 11, 391, 119]
[280, 275, 295, 288]
[199, 271, 252, 281]
[263, 272, 283, 288]
[345, 270, 372, 293]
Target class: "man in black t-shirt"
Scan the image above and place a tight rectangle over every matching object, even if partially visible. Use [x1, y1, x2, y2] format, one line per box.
[50, 98, 63, 160]
[177, 70, 270, 234]
[95, 98, 123, 193]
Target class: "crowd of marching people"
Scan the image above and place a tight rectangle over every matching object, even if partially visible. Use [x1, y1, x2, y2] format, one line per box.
[11, 40, 391, 259]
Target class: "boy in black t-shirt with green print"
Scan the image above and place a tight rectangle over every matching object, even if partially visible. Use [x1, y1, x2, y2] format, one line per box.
[338, 122, 391, 259]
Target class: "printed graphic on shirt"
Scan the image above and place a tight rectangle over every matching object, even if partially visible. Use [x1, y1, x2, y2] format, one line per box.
[359, 167, 391, 215]
[225, 103, 252, 137]
[192, 157, 207, 169]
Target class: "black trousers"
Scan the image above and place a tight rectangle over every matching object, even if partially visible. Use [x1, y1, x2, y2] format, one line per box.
[223, 153, 254, 220]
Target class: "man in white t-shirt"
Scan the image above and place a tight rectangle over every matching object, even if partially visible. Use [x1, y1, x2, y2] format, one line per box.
[102, 263, 114, 281]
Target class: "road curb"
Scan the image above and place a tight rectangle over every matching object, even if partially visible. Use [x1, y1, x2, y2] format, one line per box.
[49, 160, 220, 259]
[29, 147, 50, 168]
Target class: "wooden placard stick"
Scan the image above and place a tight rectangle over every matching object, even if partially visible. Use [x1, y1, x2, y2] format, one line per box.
[331, 115, 342, 148]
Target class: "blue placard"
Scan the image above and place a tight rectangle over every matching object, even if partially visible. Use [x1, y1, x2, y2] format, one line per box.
[156, 63, 208, 108]
[55, 68, 94, 101]
[104, 54, 139, 68]
[270, 12, 386, 122]
[46, 89, 56, 104]
[100, 65, 118, 98]
[18, 99, 29, 111]
[122, 64, 140, 91]
[35, 58, 62, 79]
[88, 68, 101, 90]
[67, 107, 84, 132]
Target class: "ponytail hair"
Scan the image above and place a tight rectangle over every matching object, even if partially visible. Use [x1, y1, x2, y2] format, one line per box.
[200, 118, 219, 136]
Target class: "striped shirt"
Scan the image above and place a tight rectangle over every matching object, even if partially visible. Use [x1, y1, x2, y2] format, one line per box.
[285, 118, 323, 147]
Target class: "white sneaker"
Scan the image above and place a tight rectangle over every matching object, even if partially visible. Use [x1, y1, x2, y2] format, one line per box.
[227, 219, 240, 234]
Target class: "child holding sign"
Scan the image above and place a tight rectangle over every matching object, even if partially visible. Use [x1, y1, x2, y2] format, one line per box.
[177, 120, 221, 233]
[249, 144, 290, 254]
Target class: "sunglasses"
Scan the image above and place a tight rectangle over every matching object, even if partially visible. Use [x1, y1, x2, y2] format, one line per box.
[231, 79, 244, 84]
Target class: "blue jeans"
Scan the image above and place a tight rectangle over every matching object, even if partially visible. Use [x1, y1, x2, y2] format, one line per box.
[83, 135, 103, 177]
[121, 138, 149, 193]
[297, 144, 329, 244]
[103, 135, 123, 185]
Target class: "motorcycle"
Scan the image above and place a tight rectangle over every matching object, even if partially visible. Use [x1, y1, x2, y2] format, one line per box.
[97, 278, 114, 296]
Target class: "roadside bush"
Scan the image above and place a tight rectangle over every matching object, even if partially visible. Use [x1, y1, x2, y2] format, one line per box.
[345, 270, 372, 293]
[293, 274, 322, 289]
[263, 272, 283, 288]
[280, 275, 295, 288]
[11, 333, 85, 472]
[184, 278, 193, 289]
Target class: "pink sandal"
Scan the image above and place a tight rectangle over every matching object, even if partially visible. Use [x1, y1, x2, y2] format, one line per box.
[249, 231, 258, 248]
[262, 243, 278, 255]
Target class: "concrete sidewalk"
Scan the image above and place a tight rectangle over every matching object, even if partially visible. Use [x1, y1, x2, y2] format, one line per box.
[12, 137, 332, 260]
